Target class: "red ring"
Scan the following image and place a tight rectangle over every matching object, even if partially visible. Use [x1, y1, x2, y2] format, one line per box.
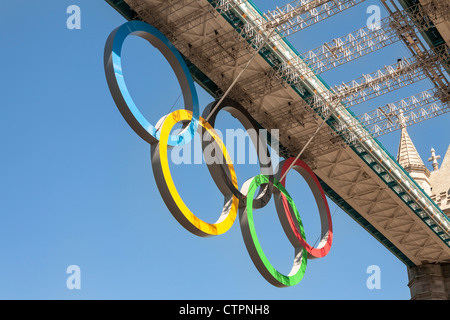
[278, 158, 333, 259]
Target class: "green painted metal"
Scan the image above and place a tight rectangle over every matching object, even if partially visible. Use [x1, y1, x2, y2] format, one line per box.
[105, 0, 136, 20]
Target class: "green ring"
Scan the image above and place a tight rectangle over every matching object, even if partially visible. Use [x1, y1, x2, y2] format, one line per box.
[242, 174, 307, 287]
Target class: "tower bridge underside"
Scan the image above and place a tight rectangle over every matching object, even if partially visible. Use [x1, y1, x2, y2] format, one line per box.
[106, 0, 450, 267]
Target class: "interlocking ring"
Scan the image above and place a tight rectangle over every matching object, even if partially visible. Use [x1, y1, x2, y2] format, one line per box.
[151, 109, 239, 237]
[201, 98, 274, 209]
[275, 158, 333, 259]
[104, 21, 333, 288]
[239, 174, 308, 288]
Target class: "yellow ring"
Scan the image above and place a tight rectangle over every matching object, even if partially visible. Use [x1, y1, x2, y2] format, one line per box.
[151, 109, 239, 237]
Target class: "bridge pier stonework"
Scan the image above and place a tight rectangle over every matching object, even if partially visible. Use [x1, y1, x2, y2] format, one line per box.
[407, 263, 450, 300]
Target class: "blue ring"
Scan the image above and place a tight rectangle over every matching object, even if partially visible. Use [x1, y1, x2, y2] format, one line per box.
[104, 20, 199, 146]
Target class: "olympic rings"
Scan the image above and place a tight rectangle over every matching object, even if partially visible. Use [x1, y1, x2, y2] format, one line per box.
[104, 21, 333, 288]
[104, 20, 199, 146]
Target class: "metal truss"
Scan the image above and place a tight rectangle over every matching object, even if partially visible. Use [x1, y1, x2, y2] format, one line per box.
[299, 19, 400, 76]
[292, 0, 447, 76]
[128, 0, 249, 36]
[277, 6, 450, 81]
[329, 44, 450, 108]
[183, 0, 368, 68]
[358, 88, 450, 138]
[260, 0, 367, 37]
[279, 43, 449, 145]
[381, 0, 450, 91]
[302, 87, 450, 157]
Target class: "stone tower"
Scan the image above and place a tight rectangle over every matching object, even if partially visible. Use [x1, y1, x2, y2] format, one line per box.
[396, 127, 432, 195]
[396, 126, 450, 300]
[429, 145, 450, 216]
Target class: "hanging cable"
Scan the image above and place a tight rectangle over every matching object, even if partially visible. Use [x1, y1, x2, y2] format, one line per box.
[205, 27, 276, 123]
[279, 112, 331, 182]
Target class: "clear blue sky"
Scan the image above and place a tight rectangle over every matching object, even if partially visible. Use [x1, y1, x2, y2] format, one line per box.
[0, 0, 447, 300]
